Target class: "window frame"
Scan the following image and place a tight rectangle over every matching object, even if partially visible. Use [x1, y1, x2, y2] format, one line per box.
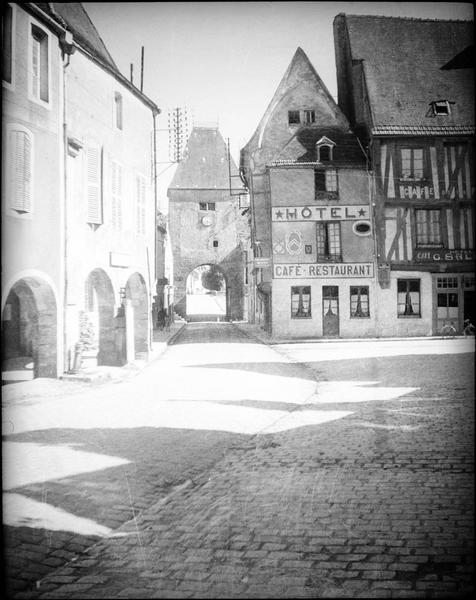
[2, 3, 15, 89]
[303, 109, 315, 124]
[291, 286, 312, 319]
[398, 146, 427, 182]
[415, 208, 443, 248]
[350, 286, 370, 318]
[28, 18, 51, 108]
[135, 173, 146, 234]
[397, 278, 421, 317]
[288, 110, 300, 125]
[110, 159, 123, 230]
[315, 168, 338, 199]
[316, 221, 342, 261]
[198, 202, 215, 211]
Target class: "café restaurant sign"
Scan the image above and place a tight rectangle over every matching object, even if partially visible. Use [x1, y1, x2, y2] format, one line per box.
[272, 205, 369, 221]
[274, 262, 374, 278]
[414, 249, 474, 263]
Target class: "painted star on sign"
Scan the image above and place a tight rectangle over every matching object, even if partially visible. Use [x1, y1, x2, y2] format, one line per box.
[275, 210, 284, 219]
[358, 208, 367, 217]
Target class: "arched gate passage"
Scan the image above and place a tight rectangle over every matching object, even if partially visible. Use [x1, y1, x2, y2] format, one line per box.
[185, 264, 228, 322]
[2, 277, 57, 378]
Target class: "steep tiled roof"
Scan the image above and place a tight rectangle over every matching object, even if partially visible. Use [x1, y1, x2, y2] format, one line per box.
[34, 3, 118, 71]
[336, 14, 474, 130]
[281, 126, 365, 164]
[169, 127, 241, 191]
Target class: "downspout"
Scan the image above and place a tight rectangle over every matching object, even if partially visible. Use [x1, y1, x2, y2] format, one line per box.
[152, 107, 159, 337]
[60, 32, 76, 373]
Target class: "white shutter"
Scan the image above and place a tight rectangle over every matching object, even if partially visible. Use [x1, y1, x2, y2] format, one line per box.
[9, 129, 32, 212]
[86, 146, 102, 224]
[111, 161, 122, 230]
[136, 174, 146, 234]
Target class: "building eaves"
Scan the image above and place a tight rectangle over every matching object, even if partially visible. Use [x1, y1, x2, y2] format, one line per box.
[371, 125, 475, 136]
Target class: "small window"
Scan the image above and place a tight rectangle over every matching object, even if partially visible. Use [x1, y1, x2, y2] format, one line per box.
[431, 100, 450, 116]
[437, 277, 458, 289]
[291, 286, 311, 318]
[315, 168, 338, 197]
[415, 209, 442, 247]
[303, 109, 315, 124]
[2, 5, 13, 84]
[316, 222, 341, 261]
[114, 92, 123, 130]
[31, 24, 49, 102]
[199, 202, 215, 211]
[397, 279, 421, 317]
[319, 145, 332, 162]
[400, 148, 424, 180]
[288, 110, 300, 125]
[213, 240, 218, 248]
[350, 286, 370, 318]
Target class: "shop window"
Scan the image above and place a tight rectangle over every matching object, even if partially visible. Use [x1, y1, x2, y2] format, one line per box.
[415, 209, 442, 247]
[397, 279, 421, 317]
[288, 110, 300, 125]
[316, 222, 341, 261]
[350, 286, 370, 318]
[291, 286, 311, 318]
[31, 24, 49, 103]
[400, 148, 424, 180]
[7, 127, 33, 213]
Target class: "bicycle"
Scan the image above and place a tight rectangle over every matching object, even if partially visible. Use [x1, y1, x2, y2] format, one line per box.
[440, 322, 457, 337]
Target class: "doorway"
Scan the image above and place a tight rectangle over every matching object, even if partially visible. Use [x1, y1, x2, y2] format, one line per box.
[186, 264, 227, 321]
[322, 285, 339, 337]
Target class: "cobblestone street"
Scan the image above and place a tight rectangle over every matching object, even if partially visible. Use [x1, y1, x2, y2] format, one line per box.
[2, 324, 474, 598]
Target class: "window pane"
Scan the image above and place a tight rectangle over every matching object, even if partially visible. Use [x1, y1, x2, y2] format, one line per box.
[315, 169, 326, 192]
[448, 293, 458, 307]
[288, 110, 300, 124]
[291, 286, 311, 318]
[328, 222, 341, 256]
[325, 169, 337, 191]
[437, 293, 447, 307]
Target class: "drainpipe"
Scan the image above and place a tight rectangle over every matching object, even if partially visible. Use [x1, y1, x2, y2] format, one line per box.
[151, 107, 159, 340]
[60, 32, 76, 373]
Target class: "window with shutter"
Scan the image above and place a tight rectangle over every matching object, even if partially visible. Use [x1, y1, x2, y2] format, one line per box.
[86, 146, 102, 224]
[136, 174, 146, 234]
[111, 161, 122, 230]
[8, 128, 33, 213]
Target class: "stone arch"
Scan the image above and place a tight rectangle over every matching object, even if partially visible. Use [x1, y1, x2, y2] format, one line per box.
[185, 264, 228, 321]
[84, 268, 115, 366]
[2, 276, 57, 378]
[125, 272, 149, 359]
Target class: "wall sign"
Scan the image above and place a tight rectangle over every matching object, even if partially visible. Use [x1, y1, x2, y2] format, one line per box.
[274, 263, 374, 278]
[285, 231, 303, 255]
[414, 249, 474, 262]
[272, 205, 369, 221]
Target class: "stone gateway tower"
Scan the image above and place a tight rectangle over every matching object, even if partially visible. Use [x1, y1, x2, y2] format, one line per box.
[168, 127, 249, 321]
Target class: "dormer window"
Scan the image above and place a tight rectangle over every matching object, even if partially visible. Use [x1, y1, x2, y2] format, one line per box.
[431, 100, 451, 116]
[316, 136, 335, 162]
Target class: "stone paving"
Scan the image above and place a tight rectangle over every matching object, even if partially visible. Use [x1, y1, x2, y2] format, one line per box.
[3, 323, 473, 599]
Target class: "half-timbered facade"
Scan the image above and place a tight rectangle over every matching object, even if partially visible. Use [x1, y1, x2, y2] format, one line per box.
[334, 14, 474, 336]
[241, 48, 373, 339]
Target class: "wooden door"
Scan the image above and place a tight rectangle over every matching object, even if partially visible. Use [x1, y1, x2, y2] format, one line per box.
[323, 286, 339, 337]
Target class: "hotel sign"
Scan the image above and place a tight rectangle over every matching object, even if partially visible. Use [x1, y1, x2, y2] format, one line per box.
[272, 205, 369, 221]
[273, 263, 374, 279]
[414, 249, 474, 263]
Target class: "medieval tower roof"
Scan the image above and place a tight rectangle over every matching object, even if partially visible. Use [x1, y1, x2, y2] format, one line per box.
[169, 127, 241, 191]
[241, 47, 365, 168]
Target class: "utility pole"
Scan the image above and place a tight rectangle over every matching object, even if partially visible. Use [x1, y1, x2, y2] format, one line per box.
[167, 107, 189, 163]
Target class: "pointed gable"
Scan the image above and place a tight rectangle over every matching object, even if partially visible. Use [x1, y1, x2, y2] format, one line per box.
[169, 127, 240, 190]
[242, 47, 364, 167]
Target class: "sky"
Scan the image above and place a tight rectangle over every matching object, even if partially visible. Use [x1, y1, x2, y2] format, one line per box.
[84, 2, 473, 198]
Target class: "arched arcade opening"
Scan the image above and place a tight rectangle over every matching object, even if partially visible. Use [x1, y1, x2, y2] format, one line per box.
[83, 269, 115, 366]
[2, 277, 57, 379]
[125, 272, 149, 359]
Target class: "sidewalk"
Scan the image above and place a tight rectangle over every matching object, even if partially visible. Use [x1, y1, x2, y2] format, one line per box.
[231, 320, 471, 345]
